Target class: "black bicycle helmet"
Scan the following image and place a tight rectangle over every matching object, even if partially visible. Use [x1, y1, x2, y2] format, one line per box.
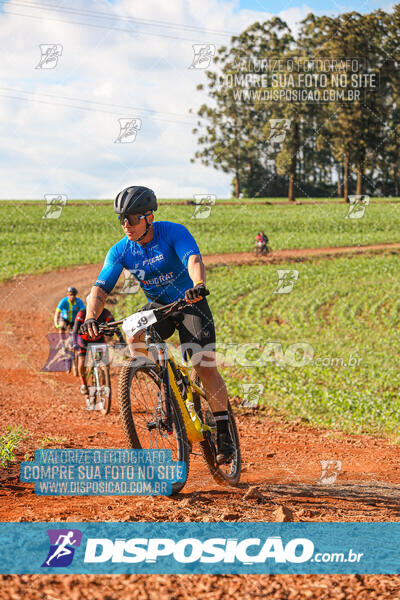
[114, 186, 157, 215]
[67, 286, 77, 294]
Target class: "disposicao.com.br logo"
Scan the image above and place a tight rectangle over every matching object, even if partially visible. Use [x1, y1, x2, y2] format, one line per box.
[82, 536, 362, 565]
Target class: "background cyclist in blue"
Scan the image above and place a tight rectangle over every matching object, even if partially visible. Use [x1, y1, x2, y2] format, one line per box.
[80, 186, 235, 463]
[54, 286, 85, 348]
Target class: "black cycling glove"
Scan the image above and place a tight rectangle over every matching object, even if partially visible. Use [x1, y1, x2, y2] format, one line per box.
[80, 318, 99, 338]
[185, 283, 207, 303]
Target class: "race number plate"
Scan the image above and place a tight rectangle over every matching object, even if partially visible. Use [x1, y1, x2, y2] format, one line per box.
[122, 309, 157, 338]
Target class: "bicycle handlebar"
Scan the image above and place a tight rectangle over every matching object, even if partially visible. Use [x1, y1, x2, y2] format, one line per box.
[98, 288, 210, 331]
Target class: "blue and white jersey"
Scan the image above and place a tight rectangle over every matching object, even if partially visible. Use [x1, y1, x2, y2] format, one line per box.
[94, 221, 201, 304]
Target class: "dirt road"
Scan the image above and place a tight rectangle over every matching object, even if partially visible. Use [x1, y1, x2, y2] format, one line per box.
[1, 245, 400, 597]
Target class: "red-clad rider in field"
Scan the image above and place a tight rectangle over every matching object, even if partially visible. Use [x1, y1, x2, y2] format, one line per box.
[255, 230, 268, 248]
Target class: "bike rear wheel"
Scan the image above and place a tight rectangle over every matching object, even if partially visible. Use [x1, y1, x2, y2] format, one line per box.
[118, 358, 190, 494]
[192, 375, 241, 486]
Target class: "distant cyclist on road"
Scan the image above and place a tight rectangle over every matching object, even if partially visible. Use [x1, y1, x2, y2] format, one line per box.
[255, 230, 269, 255]
[54, 287, 85, 348]
[73, 298, 124, 401]
[80, 185, 235, 464]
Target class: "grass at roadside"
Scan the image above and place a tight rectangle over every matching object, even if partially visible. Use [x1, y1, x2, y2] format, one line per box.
[2, 201, 400, 281]
[0, 425, 30, 467]
[0, 428, 69, 467]
[39, 435, 68, 449]
[116, 253, 400, 437]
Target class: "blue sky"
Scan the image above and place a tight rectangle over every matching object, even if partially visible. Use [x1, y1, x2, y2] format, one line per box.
[237, 0, 389, 14]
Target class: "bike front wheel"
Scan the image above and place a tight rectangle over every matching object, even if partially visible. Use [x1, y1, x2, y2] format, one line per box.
[86, 365, 111, 415]
[118, 358, 190, 494]
[72, 349, 79, 377]
[192, 375, 241, 486]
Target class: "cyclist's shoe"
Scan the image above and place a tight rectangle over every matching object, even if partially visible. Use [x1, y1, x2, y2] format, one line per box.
[80, 384, 88, 395]
[216, 433, 235, 465]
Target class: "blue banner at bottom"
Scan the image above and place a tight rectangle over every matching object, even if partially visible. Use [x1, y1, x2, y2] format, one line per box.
[0, 522, 399, 574]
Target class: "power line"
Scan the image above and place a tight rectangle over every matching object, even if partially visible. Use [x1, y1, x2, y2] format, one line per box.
[2, 3, 236, 42]
[3, 9, 208, 42]
[1, 0, 237, 36]
[0, 92, 196, 125]
[0, 87, 197, 121]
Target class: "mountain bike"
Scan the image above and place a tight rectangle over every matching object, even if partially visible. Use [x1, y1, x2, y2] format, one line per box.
[99, 293, 241, 495]
[254, 241, 271, 256]
[84, 344, 111, 415]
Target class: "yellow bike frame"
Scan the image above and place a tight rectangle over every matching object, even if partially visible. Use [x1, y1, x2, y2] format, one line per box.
[167, 356, 215, 444]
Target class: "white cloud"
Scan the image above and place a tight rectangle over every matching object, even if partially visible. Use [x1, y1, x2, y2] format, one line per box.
[0, 0, 310, 199]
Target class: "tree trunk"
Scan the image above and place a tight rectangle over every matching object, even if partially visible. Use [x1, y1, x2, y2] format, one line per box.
[344, 153, 349, 202]
[288, 174, 295, 203]
[356, 167, 363, 196]
[337, 164, 342, 197]
[234, 174, 240, 198]
[288, 120, 299, 203]
[233, 155, 241, 198]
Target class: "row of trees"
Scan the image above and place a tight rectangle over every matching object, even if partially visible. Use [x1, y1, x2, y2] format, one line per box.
[191, 8, 400, 201]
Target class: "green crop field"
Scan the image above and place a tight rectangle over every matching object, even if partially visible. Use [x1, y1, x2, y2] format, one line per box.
[1, 200, 400, 282]
[114, 253, 400, 438]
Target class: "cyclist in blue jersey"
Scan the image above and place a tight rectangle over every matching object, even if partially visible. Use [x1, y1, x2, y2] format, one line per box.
[54, 286, 85, 347]
[80, 186, 235, 464]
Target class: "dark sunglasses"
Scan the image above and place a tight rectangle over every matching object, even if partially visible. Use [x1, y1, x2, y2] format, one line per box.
[119, 212, 152, 226]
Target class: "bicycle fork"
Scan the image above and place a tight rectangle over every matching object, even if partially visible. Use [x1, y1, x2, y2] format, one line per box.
[146, 340, 176, 437]
[167, 361, 205, 443]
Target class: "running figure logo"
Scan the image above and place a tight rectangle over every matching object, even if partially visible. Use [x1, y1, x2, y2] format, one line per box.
[120, 268, 141, 294]
[42, 194, 67, 219]
[240, 383, 264, 408]
[318, 460, 342, 485]
[274, 269, 299, 294]
[345, 195, 370, 219]
[114, 118, 142, 143]
[41, 529, 82, 567]
[268, 119, 292, 147]
[188, 44, 216, 69]
[41, 333, 73, 372]
[36, 44, 63, 69]
[191, 194, 216, 219]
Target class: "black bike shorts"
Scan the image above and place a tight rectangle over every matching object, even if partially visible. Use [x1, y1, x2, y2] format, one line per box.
[140, 297, 216, 359]
[59, 319, 72, 330]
